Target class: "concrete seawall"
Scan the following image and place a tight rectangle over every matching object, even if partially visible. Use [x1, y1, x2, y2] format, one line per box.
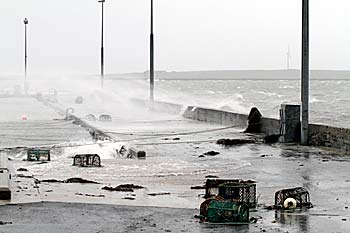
[39, 96, 350, 152]
[183, 106, 280, 135]
[136, 99, 350, 152]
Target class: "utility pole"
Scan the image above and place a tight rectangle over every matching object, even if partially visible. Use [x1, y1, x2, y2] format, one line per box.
[24, 18, 28, 95]
[150, 0, 155, 101]
[287, 45, 291, 70]
[98, 0, 105, 88]
[301, 0, 309, 145]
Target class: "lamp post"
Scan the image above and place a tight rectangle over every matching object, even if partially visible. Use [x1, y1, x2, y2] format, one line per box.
[24, 18, 28, 95]
[301, 0, 309, 145]
[150, 0, 154, 101]
[98, 0, 105, 88]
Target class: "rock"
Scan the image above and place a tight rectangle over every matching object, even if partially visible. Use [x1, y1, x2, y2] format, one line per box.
[203, 151, 220, 156]
[198, 155, 205, 158]
[217, 138, 255, 146]
[173, 138, 180, 141]
[123, 197, 135, 200]
[244, 107, 262, 133]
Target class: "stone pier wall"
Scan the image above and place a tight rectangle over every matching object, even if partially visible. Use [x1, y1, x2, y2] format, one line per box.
[309, 124, 350, 151]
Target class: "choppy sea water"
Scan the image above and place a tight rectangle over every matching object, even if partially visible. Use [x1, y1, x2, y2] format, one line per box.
[151, 79, 350, 128]
[1, 78, 350, 128]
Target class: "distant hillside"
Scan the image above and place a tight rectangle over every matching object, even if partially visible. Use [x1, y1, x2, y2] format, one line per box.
[112, 69, 350, 80]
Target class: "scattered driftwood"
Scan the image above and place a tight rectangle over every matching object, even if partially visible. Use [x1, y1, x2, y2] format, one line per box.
[205, 175, 219, 178]
[203, 151, 220, 156]
[40, 177, 100, 184]
[0, 221, 12, 225]
[17, 174, 33, 179]
[190, 185, 206, 190]
[17, 168, 28, 172]
[40, 179, 62, 183]
[102, 184, 145, 192]
[217, 138, 255, 146]
[147, 192, 171, 196]
[244, 107, 262, 133]
[65, 178, 100, 184]
[260, 154, 273, 158]
[75, 192, 105, 198]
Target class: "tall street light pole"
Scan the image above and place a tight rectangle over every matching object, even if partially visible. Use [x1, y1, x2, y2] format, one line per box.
[150, 0, 154, 101]
[23, 18, 28, 95]
[301, 0, 309, 145]
[98, 0, 105, 88]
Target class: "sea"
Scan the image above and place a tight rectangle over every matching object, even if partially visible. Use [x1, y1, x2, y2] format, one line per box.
[1, 77, 349, 128]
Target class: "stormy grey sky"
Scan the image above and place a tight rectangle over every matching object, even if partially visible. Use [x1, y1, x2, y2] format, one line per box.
[0, 0, 349, 75]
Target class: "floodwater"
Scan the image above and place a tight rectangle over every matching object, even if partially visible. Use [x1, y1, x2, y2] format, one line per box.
[0, 77, 350, 232]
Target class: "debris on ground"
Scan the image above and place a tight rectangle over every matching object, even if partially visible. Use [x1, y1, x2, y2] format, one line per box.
[17, 174, 33, 179]
[123, 197, 136, 200]
[75, 192, 105, 198]
[217, 138, 255, 146]
[202, 151, 220, 156]
[198, 179, 256, 224]
[190, 185, 206, 190]
[65, 178, 100, 184]
[85, 114, 96, 121]
[173, 138, 180, 141]
[40, 179, 62, 183]
[274, 187, 313, 209]
[40, 178, 100, 184]
[17, 168, 28, 172]
[147, 192, 171, 196]
[205, 175, 219, 178]
[99, 114, 112, 122]
[0, 221, 12, 225]
[260, 154, 273, 158]
[102, 184, 145, 192]
[73, 154, 101, 167]
[263, 134, 280, 144]
[26, 148, 51, 161]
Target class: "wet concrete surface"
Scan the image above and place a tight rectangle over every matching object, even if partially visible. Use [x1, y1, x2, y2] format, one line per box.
[1, 92, 350, 232]
[0, 202, 349, 233]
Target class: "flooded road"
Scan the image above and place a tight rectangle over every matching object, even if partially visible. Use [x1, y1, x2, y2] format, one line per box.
[0, 79, 349, 232]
